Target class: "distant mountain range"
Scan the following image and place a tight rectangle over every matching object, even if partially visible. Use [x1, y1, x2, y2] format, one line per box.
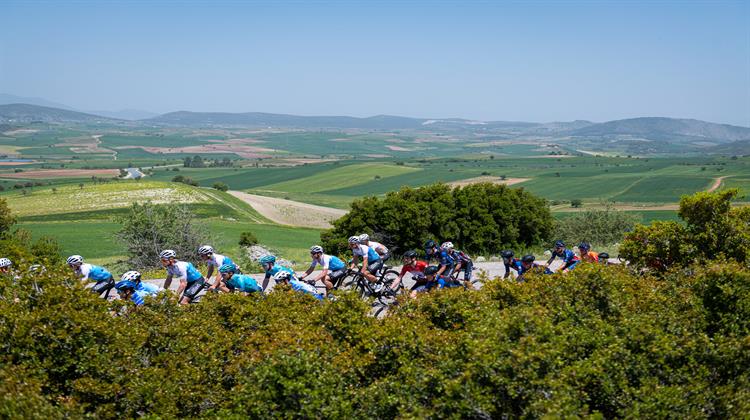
[1, 102, 748, 150]
[0, 94, 157, 121]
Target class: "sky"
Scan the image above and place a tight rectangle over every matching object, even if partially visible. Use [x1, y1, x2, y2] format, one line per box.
[0, 1, 748, 125]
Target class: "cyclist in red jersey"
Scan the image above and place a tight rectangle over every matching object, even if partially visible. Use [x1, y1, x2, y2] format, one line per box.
[390, 250, 427, 291]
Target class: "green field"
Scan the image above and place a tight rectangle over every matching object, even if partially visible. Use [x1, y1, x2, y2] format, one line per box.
[5, 180, 322, 266]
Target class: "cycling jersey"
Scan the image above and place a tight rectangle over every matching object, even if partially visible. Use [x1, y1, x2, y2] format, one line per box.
[399, 260, 427, 277]
[435, 250, 455, 268]
[131, 287, 159, 306]
[352, 244, 381, 262]
[504, 258, 523, 276]
[266, 265, 296, 280]
[289, 279, 324, 300]
[206, 253, 236, 269]
[367, 241, 389, 255]
[551, 249, 580, 270]
[137, 282, 161, 294]
[226, 274, 262, 293]
[580, 251, 599, 263]
[166, 261, 203, 283]
[450, 250, 472, 264]
[78, 263, 112, 282]
[309, 254, 346, 271]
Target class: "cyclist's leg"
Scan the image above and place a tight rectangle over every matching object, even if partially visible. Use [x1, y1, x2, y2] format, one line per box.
[365, 260, 383, 282]
[182, 278, 207, 303]
[91, 277, 114, 297]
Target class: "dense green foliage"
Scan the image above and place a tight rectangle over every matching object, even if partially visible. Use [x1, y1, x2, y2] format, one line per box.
[238, 230, 259, 247]
[620, 189, 750, 271]
[554, 206, 639, 247]
[1, 260, 749, 417]
[0, 197, 16, 238]
[322, 182, 554, 256]
[115, 202, 210, 268]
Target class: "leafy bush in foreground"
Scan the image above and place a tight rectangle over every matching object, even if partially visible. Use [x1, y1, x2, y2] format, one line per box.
[1, 261, 748, 418]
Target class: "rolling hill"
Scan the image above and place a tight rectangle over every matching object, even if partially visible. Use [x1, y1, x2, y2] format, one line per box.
[568, 117, 750, 144]
[0, 103, 122, 124]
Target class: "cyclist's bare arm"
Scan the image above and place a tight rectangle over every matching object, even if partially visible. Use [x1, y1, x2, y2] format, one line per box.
[298, 264, 315, 280]
[176, 279, 187, 298]
[163, 274, 174, 291]
[261, 274, 271, 292]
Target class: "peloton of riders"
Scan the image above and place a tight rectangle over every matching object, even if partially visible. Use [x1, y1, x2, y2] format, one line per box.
[5, 233, 610, 307]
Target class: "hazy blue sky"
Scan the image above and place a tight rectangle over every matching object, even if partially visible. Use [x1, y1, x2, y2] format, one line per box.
[1, 1, 748, 125]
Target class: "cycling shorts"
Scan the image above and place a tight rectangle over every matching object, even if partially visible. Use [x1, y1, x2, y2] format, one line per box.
[329, 269, 347, 282]
[183, 277, 207, 301]
[91, 276, 114, 296]
[367, 259, 384, 275]
[456, 260, 473, 281]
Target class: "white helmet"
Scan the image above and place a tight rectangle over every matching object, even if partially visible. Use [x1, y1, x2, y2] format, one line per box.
[198, 245, 214, 256]
[66, 255, 84, 265]
[310, 245, 324, 254]
[358, 233, 369, 242]
[120, 270, 142, 282]
[0, 258, 12, 268]
[273, 270, 292, 282]
[348, 236, 360, 244]
[441, 241, 454, 250]
[159, 249, 177, 259]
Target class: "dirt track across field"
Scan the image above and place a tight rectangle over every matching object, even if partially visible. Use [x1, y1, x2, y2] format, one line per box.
[707, 176, 729, 193]
[448, 176, 529, 187]
[228, 191, 347, 229]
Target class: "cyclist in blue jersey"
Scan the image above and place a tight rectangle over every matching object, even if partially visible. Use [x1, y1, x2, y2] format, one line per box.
[198, 245, 238, 291]
[216, 264, 262, 294]
[442, 242, 474, 289]
[358, 234, 391, 263]
[501, 250, 524, 280]
[259, 255, 295, 292]
[160, 249, 206, 304]
[348, 236, 383, 292]
[67, 255, 115, 298]
[299, 245, 346, 296]
[115, 271, 160, 306]
[273, 270, 324, 300]
[424, 240, 456, 279]
[546, 240, 581, 273]
[517, 254, 552, 281]
[410, 265, 462, 297]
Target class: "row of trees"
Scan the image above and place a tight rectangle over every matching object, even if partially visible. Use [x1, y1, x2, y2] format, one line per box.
[183, 155, 233, 168]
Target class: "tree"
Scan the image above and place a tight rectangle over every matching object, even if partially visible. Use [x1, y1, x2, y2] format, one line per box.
[212, 182, 229, 192]
[239, 231, 259, 247]
[191, 155, 204, 168]
[321, 182, 553, 256]
[115, 202, 210, 269]
[554, 205, 638, 247]
[183, 156, 192, 168]
[570, 199, 583, 208]
[0, 198, 16, 238]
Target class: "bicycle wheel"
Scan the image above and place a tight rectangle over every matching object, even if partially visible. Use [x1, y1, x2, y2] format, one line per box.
[351, 279, 368, 299]
[379, 270, 401, 293]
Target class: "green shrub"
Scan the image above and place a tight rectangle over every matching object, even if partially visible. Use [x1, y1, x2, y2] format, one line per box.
[115, 202, 210, 269]
[212, 182, 229, 192]
[554, 205, 638, 247]
[322, 182, 554, 255]
[238, 231, 259, 247]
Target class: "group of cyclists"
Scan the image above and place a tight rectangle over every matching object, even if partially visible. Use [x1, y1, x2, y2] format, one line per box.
[0, 234, 610, 307]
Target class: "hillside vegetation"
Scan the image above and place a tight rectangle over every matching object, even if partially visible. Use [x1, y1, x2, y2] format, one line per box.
[0, 189, 749, 418]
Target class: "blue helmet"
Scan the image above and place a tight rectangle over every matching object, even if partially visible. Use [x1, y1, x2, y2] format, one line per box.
[259, 255, 276, 264]
[578, 242, 591, 252]
[115, 280, 137, 291]
[219, 264, 237, 274]
[554, 240, 565, 248]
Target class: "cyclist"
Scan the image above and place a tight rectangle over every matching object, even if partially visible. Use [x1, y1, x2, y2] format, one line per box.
[443, 242, 474, 288]
[358, 234, 391, 263]
[0, 258, 12, 275]
[160, 249, 206, 304]
[518, 254, 551, 281]
[501, 250, 523, 280]
[348, 236, 383, 292]
[198, 245, 238, 290]
[273, 270, 324, 300]
[597, 252, 610, 265]
[424, 240, 456, 279]
[115, 271, 160, 306]
[391, 250, 427, 291]
[578, 242, 599, 263]
[216, 264, 262, 294]
[299, 245, 347, 296]
[546, 240, 580, 273]
[66, 255, 115, 298]
[410, 265, 462, 296]
[259, 255, 295, 292]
